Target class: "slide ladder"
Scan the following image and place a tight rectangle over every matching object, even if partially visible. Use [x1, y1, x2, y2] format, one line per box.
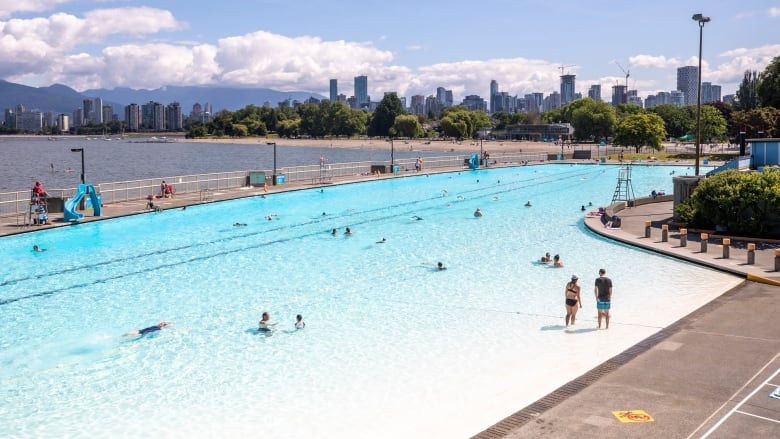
[64, 184, 102, 221]
[468, 153, 479, 170]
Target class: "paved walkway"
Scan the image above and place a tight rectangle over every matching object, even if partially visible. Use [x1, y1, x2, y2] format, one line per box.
[473, 201, 780, 439]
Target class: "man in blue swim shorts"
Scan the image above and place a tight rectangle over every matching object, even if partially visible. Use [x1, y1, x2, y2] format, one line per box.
[125, 321, 172, 337]
[594, 268, 612, 329]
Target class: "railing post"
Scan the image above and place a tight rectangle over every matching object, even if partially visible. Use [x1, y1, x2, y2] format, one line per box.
[680, 228, 688, 247]
[700, 233, 708, 253]
[747, 243, 755, 265]
[661, 224, 668, 242]
[644, 220, 652, 238]
[722, 238, 730, 259]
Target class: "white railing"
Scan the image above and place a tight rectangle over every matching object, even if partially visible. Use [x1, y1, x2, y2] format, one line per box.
[0, 152, 549, 220]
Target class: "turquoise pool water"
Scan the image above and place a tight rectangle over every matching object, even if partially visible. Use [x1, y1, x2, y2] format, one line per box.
[0, 164, 741, 438]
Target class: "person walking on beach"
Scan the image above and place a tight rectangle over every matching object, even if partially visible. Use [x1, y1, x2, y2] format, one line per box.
[594, 268, 613, 329]
[564, 275, 581, 327]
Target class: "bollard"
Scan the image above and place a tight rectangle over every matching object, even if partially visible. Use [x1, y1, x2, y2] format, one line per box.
[747, 243, 755, 265]
[680, 228, 687, 247]
[661, 224, 668, 242]
[775, 249, 780, 272]
[644, 220, 652, 238]
[700, 233, 708, 253]
[722, 238, 730, 259]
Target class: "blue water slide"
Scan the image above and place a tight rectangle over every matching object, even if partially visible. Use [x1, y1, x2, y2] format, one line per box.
[468, 153, 479, 169]
[64, 184, 102, 221]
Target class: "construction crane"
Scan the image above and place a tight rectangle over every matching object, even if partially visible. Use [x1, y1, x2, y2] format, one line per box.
[558, 64, 576, 76]
[614, 61, 630, 102]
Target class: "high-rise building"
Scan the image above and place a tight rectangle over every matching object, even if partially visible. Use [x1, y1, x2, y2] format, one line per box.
[410, 95, 425, 115]
[627, 90, 643, 107]
[677, 66, 698, 106]
[57, 114, 69, 134]
[72, 108, 83, 128]
[611, 85, 626, 106]
[102, 105, 113, 124]
[93, 97, 103, 124]
[329, 79, 338, 102]
[461, 95, 487, 112]
[82, 99, 94, 124]
[560, 74, 576, 105]
[167, 102, 183, 131]
[125, 104, 140, 131]
[588, 84, 601, 101]
[670, 90, 685, 107]
[354, 75, 368, 109]
[489, 80, 499, 113]
[711, 85, 721, 103]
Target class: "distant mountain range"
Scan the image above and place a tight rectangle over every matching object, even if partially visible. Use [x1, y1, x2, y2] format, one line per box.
[0, 80, 326, 116]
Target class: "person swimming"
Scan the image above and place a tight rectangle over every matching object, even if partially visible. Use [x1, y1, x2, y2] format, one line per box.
[345, 227, 353, 235]
[295, 314, 305, 329]
[233, 222, 247, 227]
[125, 321, 172, 337]
[437, 262, 447, 271]
[474, 208, 482, 217]
[331, 228, 338, 235]
[33, 245, 46, 252]
[375, 238, 387, 244]
[411, 216, 423, 221]
[525, 200, 532, 207]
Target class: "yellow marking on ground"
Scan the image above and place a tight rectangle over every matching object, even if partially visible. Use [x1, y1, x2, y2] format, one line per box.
[612, 410, 654, 423]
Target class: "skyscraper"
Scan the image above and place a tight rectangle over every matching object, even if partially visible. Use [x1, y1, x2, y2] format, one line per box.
[611, 85, 626, 106]
[489, 80, 499, 113]
[329, 79, 338, 102]
[354, 75, 368, 109]
[93, 97, 103, 124]
[587, 84, 601, 101]
[560, 74, 576, 105]
[677, 66, 698, 106]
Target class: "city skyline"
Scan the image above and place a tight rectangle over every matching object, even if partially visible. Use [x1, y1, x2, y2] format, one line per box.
[0, 1, 778, 104]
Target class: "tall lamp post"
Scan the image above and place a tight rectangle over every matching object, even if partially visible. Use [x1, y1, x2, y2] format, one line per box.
[71, 148, 85, 185]
[266, 142, 277, 185]
[692, 13, 710, 177]
[389, 138, 394, 170]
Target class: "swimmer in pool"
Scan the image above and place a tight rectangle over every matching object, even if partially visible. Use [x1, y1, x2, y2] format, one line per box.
[437, 262, 447, 271]
[259, 312, 277, 332]
[376, 238, 387, 244]
[295, 314, 305, 329]
[411, 216, 423, 221]
[474, 208, 482, 217]
[125, 321, 172, 337]
[345, 227, 353, 235]
[33, 245, 46, 252]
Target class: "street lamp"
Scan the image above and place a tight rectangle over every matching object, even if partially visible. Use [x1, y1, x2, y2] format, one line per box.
[692, 13, 711, 176]
[70, 148, 85, 185]
[266, 142, 277, 185]
[389, 137, 394, 170]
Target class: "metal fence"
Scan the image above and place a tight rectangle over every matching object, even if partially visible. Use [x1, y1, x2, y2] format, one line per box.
[0, 152, 548, 220]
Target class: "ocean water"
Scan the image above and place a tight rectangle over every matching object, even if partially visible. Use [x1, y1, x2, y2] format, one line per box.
[0, 136, 457, 192]
[0, 163, 741, 438]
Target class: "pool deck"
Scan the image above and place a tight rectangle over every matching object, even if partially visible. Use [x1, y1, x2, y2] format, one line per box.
[3, 167, 780, 439]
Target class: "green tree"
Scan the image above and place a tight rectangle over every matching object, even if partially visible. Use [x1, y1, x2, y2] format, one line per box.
[676, 169, 780, 236]
[570, 98, 616, 141]
[231, 123, 249, 137]
[615, 103, 643, 120]
[736, 70, 760, 111]
[276, 119, 300, 138]
[758, 56, 780, 108]
[393, 114, 424, 138]
[327, 101, 366, 137]
[647, 104, 693, 139]
[298, 103, 327, 137]
[730, 107, 780, 138]
[368, 94, 404, 137]
[613, 112, 667, 153]
[698, 105, 728, 144]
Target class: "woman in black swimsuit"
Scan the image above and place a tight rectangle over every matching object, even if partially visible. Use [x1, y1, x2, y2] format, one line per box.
[565, 275, 582, 327]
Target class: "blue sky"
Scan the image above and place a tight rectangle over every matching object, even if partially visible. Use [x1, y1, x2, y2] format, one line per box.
[1, 0, 778, 104]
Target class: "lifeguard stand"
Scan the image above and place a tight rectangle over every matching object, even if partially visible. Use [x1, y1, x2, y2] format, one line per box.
[611, 165, 636, 204]
[28, 191, 48, 226]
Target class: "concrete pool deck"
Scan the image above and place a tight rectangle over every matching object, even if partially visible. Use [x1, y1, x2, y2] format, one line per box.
[2, 167, 779, 439]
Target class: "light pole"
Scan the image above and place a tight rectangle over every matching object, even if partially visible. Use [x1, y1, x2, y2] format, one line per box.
[266, 142, 277, 185]
[71, 148, 85, 185]
[389, 137, 394, 171]
[692, 13, 710, 176]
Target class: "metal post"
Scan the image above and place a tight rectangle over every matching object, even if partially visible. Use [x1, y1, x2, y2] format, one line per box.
[680, 228, 687, 247]
[747, 243, 755, 265]
[692, 13, 710, 176]
[390, 138, 394, 171]
[71, 148, 85, 185]
[661, 224, 668, 242]
[266, 142, 277, 185]
[644, 220, 651, 238]
[722, 238, 730, 259]
[700, 233, 708, 253]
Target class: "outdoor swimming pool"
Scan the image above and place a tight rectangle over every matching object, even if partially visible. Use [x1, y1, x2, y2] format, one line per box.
[0, 164, 742, 438]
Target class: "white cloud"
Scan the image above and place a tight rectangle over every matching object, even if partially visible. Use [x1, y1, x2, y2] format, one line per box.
[710, 44, 780, 85]
[627, 55, 681, 69]
[769, 7, 780, 17]
[0, 0, 71, 19]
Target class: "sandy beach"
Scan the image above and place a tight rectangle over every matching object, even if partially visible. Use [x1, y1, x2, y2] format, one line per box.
[180, 136, 558, 154]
